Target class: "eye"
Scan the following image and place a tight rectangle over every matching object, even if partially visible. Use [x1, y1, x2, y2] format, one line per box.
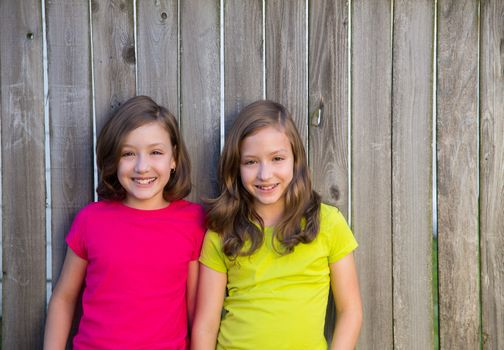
[151, 150, 164, 155]
[273, 156, 284, 162]
[121, 151, 134, 157]
[242, 159, 256, 166]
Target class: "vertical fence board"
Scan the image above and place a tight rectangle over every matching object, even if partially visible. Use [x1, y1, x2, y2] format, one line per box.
[180, 0, 220, 201]
[351, 1, 393, 348]
[437, 0, 480, 348]
[265, 0, 308, 146]
[0, 0, 46, 347]
[308, 0, 349, 343]
[392, 1, 434, 349]
[137, 0, 179, 113]
[46, 0, 94, 286]
[480, 0, 504, 348]
[308, 0, 349, 216]
[224, 0, 263, 133]
[91, 0, 136, 133]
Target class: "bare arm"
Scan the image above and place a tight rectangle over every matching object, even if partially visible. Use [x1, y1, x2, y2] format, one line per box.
[186, 260, 199, 329]
[190, 264, 227, 350]
[329, 253, 362, 350]
[44, 248, 87, 350]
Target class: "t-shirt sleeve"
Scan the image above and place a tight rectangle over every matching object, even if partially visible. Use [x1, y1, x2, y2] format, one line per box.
[190, 205, 207, 261]
[326, 206, 358, 264]
[66, 208, 88, 260]
[199, 230, 228, 273]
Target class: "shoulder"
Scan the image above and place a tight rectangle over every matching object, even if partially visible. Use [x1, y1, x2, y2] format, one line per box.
[171, 199, 205, 218]
[203, 229, 221, 242]
[171, 200, 207, 238]
[74, 200, 115, 219]
[318, 203, 351, 236]
[319, 203, 346, 224]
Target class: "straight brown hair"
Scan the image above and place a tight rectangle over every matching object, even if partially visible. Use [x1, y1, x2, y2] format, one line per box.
[96, 95, 191, 202]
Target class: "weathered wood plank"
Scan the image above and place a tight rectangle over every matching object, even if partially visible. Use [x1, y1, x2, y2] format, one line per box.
[265, 0, 307, 146]
[180, 0, 220, 201]
[307, 0, 349, 342]
[224, 0, 263, 134]
[91, 0, 136, 134]
[351, 1, 393, 348]
[0, 0, 46, 347]
[308, 0, 349, 216]
[437, 0, 479, 348]
[392, 1, 434, 349]
[137, 0, 179, 114]
[46, 0, 94, 287]
[480, 0, 504, 348]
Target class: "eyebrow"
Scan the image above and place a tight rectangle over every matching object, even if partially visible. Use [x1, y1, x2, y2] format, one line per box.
[241, 149, 289, 157]
[121, 142, 169, 148]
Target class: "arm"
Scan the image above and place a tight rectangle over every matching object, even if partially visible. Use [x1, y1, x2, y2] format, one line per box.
[190, 264, 227, 350]
[329, 253, 362, 350]
[186, 260, 199, 329]
[44, 247, 87, 350]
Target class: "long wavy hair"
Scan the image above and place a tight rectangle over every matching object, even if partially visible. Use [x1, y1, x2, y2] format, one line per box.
[206, 100, 321, 258]
[96, 95, 191, 202]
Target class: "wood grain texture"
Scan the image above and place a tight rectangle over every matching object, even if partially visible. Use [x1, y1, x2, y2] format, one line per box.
[46, 0, 94, 286]
[392, 1, 434, 349]
[351, 1, 393, 348]
[0, 0, 46, 347]
[480, 0, 504, 348]
[265, 0, 308, 146]
[308, 0, 349, 342]
[180, 0, 220, 201]
[224, 0, 263, 134]
[91, 0, 136, 134]
[437, 0, 480, 348]
[308, 0, 349, 216]
[136, 0, 179, 114]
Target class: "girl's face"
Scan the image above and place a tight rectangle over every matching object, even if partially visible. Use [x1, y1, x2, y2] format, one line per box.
[239, 126, 294, 225]
[117, 121, 176, 210]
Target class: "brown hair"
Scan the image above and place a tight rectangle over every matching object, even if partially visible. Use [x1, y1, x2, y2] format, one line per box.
[206, 100, 321, 258]
[96, 95, 191, 202]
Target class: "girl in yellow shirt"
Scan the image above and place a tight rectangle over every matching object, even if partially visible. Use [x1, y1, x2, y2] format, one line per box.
[192, 100, 362, 350]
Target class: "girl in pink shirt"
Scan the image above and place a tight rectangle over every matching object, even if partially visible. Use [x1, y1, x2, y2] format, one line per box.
[44, 96, 205, 349]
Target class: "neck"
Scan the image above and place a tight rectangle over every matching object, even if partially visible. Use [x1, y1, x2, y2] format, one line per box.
[256, 208, 284, 227]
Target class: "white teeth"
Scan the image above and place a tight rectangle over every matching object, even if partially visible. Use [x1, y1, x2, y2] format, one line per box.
[257, 184, 276, 190]
[133, 178, 155, 185]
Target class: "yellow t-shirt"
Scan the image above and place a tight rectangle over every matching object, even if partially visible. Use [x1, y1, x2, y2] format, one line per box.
[199, 203, 358, 350]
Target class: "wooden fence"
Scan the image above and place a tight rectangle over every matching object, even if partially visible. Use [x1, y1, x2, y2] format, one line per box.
[0, 0, 502, 349]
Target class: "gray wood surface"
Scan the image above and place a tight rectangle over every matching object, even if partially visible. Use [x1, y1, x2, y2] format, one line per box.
[180, 0, 220, 201]
[308, 0, 349, 216]
[480, 0, 504, 347]
[224, 0, 263, 134]
[307, 0, 349, 343]
[137, 0, 179, 114]
[392, 1, 434, 348]
[91, 0, 136, 134]
[0, 0, 46, 347]
[46, 0, 94, 287]
[437, 0, 480, 348]
[265, 0, 308, 146]
[351, 1, 393, 348]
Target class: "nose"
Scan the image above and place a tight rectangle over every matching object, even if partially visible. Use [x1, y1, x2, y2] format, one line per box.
[134, 154, 149, 173]
[257, 162, 272, 181]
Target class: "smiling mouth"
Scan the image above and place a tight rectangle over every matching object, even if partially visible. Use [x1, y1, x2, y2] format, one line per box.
[255, 184, 278, 191]
[133, 177, 156, 185]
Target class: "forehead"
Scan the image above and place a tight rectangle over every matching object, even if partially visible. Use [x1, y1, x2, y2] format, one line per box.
[123, 121, 171, 143]
[240, 126, 292, 154]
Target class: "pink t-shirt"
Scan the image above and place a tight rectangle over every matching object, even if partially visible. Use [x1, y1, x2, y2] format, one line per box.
[66, 199, 205, 350]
